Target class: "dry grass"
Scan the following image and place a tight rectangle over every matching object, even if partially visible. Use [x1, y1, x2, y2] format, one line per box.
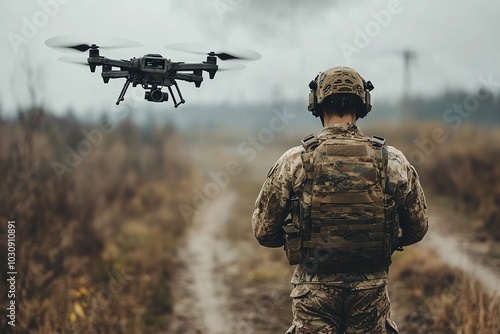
[365, 122, 500, 240]
[418, 126, 500, 240]
[390, 246, 500, 334]
[0, 109, 193, 333]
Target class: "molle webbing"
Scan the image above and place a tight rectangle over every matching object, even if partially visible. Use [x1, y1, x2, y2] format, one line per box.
[300, 136, 392, 273]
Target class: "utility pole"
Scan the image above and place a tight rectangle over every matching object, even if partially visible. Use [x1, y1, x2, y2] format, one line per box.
[397, 49, 417, 120]
[402, 49, 417, 100]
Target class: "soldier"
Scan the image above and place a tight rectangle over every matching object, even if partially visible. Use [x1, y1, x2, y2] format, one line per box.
[252, 66, 428, 334]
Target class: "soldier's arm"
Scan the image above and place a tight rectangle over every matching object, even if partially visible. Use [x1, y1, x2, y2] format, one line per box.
[398, 165, 428, 246]
[252, 148, 299, 248]
[388, 147, 429, 246]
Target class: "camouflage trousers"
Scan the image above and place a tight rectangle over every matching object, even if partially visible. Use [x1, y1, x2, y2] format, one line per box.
[287, 284, 398, 334]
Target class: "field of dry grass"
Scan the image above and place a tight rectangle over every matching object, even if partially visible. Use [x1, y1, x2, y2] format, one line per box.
[390, 246, 500, 334]
[2, 110, 499, 333]
[0, 108, 193, 333]
[364, 122, 500, 240]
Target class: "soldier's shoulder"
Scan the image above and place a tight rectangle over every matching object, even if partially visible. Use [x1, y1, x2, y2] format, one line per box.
[385, 145, 411, 182]
[279, 145, 305, 162]
[267, 145, 304, 178]
[386, 145, 410, 167]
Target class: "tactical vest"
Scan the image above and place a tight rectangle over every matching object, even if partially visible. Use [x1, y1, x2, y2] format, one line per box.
[283, 133, 399, 274]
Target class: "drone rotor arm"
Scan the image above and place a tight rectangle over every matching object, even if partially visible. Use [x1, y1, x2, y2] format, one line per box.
[88, 57, 133, 69]
[173, 62, 218, 74]
[175, 73, 203, 83]
[173, 62, 218, 82]
[101, 71, 130, 80]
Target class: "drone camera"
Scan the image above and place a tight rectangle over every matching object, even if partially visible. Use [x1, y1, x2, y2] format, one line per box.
[145, 89, 168, 102]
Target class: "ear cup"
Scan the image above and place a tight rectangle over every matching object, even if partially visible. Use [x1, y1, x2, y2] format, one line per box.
[365, 91, 372, 112]
[359, 80, 373, 118]
[308, 78, 320, 117]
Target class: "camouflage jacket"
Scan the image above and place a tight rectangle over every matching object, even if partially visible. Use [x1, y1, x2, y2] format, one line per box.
[252, 123, 428, 289]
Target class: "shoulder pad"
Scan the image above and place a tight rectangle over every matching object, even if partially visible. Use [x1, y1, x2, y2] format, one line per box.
[301, 134, 320, 151]
[369, 135, 386, 147]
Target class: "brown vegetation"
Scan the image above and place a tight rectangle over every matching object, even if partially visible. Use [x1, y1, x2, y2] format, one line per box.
[0, 108, 193, 333]
[419, 126, 500, 240]
[390, 246, 500, 334]
[365, 122, 500, 240]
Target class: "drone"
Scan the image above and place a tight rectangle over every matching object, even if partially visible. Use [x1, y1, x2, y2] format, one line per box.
[45, 36, 260, 108]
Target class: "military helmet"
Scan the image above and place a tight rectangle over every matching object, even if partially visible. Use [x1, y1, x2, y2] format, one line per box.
[308, 66, 374, 119]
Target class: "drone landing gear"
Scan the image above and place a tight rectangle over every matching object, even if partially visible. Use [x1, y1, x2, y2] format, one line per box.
[144, 82, 185, 108]
[116, 79, 186, 108]
[168, 81, 185, 108]
[116, 79, 131, 105]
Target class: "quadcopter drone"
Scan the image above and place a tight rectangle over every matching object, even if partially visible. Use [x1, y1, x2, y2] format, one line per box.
[45, 37, 259, 108]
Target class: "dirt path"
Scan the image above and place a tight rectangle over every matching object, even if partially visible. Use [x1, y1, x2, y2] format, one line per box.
[170, 191, 238, 334]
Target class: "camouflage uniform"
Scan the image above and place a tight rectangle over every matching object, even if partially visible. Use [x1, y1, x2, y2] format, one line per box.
[252, 123, 428, 334]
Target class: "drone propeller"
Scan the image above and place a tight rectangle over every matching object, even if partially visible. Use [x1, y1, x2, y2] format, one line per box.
[164, 43, 261, 61]
[57, 56, 88, 66]
[217, 63, 247, 71]
[45, 35, 142, 52]
[58, 44, 97, 52]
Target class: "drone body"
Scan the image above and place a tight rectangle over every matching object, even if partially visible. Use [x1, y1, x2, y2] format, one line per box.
[45, 36, 260, 108]
[87, 45, 218, 107]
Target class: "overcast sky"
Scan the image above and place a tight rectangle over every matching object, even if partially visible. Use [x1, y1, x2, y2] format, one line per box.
[1, 0, 499, 116]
